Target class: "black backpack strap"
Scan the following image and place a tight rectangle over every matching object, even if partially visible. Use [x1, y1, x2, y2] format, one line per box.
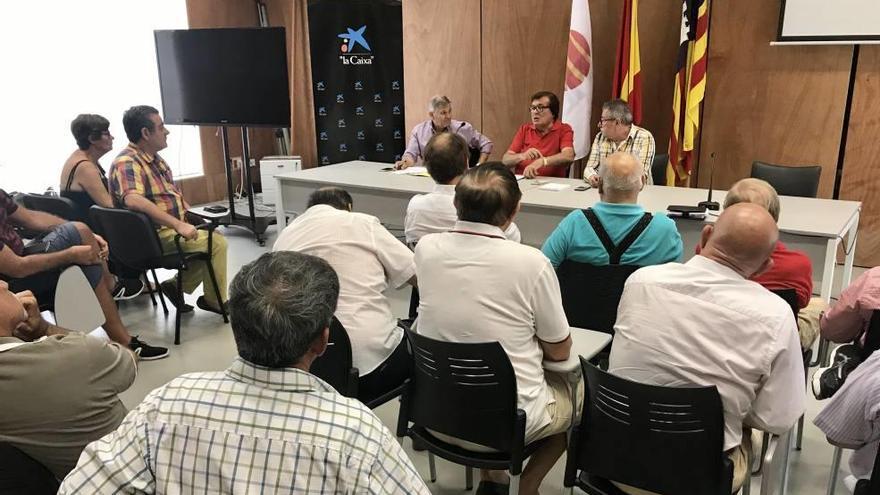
[612, 213, 654, 264]
[582, 209, 616, 259]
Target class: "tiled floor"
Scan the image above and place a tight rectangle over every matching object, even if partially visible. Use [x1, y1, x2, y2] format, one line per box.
[115, 226, 862, 494]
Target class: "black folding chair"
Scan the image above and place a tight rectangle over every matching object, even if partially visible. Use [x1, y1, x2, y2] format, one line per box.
[750, 161, 821, 198]
[19, 193, 77, 221]
[564, 359, 735, 495]
[310, 317, 359, 398]
[0, 443, 59, 495]
[769, 289, 809, 454]
[557, 260, 640, 336]
[397, 329, 547, 494]
[90, 206, 227, 345]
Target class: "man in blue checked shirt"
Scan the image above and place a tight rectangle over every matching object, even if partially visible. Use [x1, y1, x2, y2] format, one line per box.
[59, 251, 430, 494]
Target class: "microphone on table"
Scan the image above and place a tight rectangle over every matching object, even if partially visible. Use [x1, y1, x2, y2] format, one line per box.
[698, 152, 721, 211]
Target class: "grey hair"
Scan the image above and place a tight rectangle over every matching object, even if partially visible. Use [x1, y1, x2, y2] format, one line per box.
[428, 95, 451, 112]
[600, 153, 642, 194]
[723, 178, 781, 222]
[602, 99, 634, 125]
[229, 251, 339, 368]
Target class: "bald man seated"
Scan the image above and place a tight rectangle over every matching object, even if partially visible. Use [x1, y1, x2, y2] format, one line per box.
[719, 178, 825, 350]
[541, 151, 682, 269]
[609, 203, 805, 495]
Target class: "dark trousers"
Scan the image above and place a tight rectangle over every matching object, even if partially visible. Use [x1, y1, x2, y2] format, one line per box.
[357, 336, 411, 405]
[0, 443, 58, 495]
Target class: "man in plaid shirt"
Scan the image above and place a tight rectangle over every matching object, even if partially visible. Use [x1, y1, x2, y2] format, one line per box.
[583, 99, 656, 186]
[109, 105, 227, 316]
[59, 251, 430, 494]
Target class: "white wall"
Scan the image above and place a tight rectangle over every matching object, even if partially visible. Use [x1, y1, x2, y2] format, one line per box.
[0, 1, 203, 194]
[781, 0, 880, 39]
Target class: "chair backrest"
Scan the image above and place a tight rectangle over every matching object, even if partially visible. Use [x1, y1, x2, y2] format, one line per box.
[770, 288, 799, 318]
[576, 359, 731, 494]
[557, 260, 640, 334]
[750, 161, 821, 198]
[20, 193, 77, 221]
[89, 206, 164, 270]
[309, 317, 358, 397]
[861, 310, 880, 360]
[404, 329, 521, 452]
[651, 153, 668, 186]
[0, 442, 59, 494]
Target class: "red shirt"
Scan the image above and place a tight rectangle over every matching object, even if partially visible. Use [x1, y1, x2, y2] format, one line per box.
[695, 240, 813, 309]
[752, 241, 813, 309]
[507, 120, 574, 178]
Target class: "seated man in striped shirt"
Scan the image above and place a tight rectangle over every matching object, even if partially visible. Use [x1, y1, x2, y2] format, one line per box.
[59, 251, 430, 494]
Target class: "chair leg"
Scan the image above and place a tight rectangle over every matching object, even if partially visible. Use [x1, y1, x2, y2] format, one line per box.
[428, 452, 437, 482]
[174, 273, 183, 345]
[152, 270, 168, 315]
[509, 473, 520, 495]
[753, 432, 770, 475]
[465, 466, 473, 491]
[742, 475, 751, 495]
[143, 272, 157, 306]
[827, 446, 843, 495]
[796, 414, 805, 451]
[205, 263, 228, 323]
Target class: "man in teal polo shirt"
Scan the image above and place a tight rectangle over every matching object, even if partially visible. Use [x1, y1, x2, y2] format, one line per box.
[541, 151, 682, 268]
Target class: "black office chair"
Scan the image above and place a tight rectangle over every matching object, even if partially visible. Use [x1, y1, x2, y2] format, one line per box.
[19, 193, 77, 221]
[310, 317, 359, 398]
[651, 153, 669, 186]
[750, 161, 821, 198]
[397, 329, 547, 493]
[564, 359, 735, 495]
[89, 206, 227, 345]
[557, 260, 640, 337]
[0, 443, 59, 495]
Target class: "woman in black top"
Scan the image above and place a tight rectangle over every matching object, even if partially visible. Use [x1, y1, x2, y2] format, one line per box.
[60, 114, 115, 223]
[60, 114, 144, 300]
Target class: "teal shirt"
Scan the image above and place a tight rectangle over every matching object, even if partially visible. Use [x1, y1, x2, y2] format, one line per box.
[541, 202, 683, 268]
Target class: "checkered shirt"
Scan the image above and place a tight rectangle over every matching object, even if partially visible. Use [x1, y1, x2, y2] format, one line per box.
[109, 143, 186, 222]
[58, 358, 430, 494]
[584, 124, 656, 184]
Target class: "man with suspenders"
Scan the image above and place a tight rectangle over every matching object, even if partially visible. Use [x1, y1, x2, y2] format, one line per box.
[542, 151, 682, 268]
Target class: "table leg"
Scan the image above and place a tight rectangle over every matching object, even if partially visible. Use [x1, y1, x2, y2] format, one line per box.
[275, 177, 287, 231]
[842, 211, 859, 289]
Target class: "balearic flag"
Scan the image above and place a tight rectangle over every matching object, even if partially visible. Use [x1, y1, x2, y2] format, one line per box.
[562, 0, 593, 161]
[611, 0, 642, 124]
[667, 0, 710, 186]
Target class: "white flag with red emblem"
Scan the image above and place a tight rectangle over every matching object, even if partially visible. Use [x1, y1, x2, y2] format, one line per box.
[562, 0, 593, 160]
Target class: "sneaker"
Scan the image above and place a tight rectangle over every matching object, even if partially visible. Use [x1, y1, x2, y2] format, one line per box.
[812, 344, 861, 400]
[129, 336, 169, 361]
[160, 280, 194, 313]
[112, 278, 145, 301]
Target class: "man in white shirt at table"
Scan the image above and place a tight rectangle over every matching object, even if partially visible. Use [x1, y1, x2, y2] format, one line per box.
[273, 187, 416, 406]
[415, 163, 577, 495]
[609, 203, 805, 494]
[404, 132, 520, 244]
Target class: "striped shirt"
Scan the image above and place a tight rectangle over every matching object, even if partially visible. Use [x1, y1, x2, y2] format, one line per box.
[814, 350, 880, 479]
[583, 124, 656, 184]
[109, 143, 185, 222]
[59, 358, 430, 494]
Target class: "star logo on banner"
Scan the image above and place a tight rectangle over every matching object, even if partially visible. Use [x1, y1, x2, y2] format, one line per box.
[338, 26, 371, 53]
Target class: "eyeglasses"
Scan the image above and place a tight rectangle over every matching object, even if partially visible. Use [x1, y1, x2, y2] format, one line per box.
[529, 104, 550, 113]
[598, 117, 617, 126]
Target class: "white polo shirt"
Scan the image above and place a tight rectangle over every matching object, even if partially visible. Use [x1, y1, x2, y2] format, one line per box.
[609, 255, 805, 450]
[414, 221, 570, 438]
[273, 204, 415, 374]
[404, 184, 521, 244]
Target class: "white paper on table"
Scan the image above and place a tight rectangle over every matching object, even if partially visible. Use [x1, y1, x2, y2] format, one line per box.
[392, 166, 428, 175]
[538, 183, 571, 191]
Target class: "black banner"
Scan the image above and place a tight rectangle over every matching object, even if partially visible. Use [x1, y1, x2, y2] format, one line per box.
[308, 0, 405, 166]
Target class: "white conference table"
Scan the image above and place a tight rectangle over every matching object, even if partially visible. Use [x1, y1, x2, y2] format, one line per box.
[274, 160, 861, 304]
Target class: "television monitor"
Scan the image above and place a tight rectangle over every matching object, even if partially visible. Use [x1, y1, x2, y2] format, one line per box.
[154, 27, 290, 127]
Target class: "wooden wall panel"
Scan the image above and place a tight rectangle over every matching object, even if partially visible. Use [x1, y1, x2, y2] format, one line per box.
[402, 0, 482, 135]
[481, 0, 571, 159]
[840, 45, 880, 266]
[697, 0, 851, 197]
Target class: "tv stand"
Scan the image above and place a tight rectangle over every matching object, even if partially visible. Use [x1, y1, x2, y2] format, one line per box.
[217, 126, 276, 246]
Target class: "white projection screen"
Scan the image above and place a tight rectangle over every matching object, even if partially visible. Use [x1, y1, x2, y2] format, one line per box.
[779, 0, 880, 42]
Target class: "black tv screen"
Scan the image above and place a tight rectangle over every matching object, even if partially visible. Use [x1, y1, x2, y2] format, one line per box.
[154, 27, 290, 127]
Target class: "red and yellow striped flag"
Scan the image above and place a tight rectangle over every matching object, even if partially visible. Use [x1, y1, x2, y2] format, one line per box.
[611, 0, 642, 124]
[667, 0, 710, 186]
